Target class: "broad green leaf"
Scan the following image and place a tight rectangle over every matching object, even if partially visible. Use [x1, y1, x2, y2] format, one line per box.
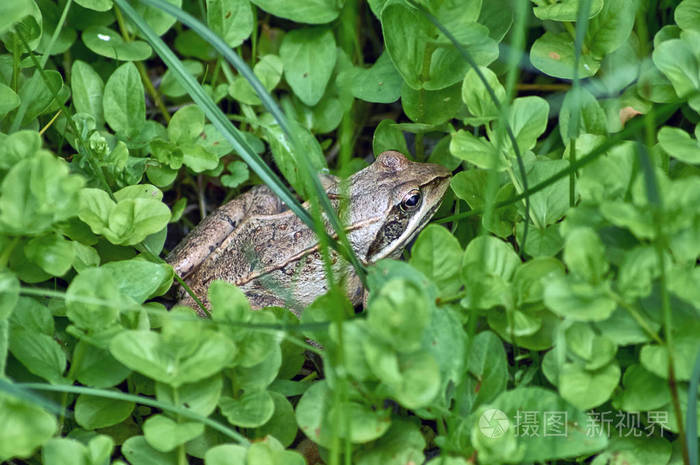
[559, 361, 621, 410]
[506, 96, 550, 152]
[0, 393, 57, 461]
[462, 66, 505, 124]
[132, 0, 182, 36]
[280, 27, 336, 106]
[0, 83, 20, 118]
[559, 87, 607, 140]
[121, 436, 176, 465]
[72, 341, 131, 388]
[652, 38, 699, 103]
[1, 0, 42, 51]
[249, 0, 341, 24]
[0, 0, 34, 36]
[18, 71, 69, 126]
[640, 333, 700, 381]
[530, 31, 600, 79]
[585, 0, 637, 58]
[103, 62, 146, 138]
[74, 393, 134, 429]
[544, 275, 616, 321]
[368, 278, 430, 353]
[252, 391, 298, 447]
[533, 0, 603, 21]
[109, 329, 235, 387]
[565, 323, 616, 370]
[219, 391, 275, 428]
[156, 374, 222, 417]
[66, 267, 122, 331]
[465, 331, 508, 408]
[74, 0, 112, 12]
[168, 105, 204, 144]
[409, 224, 462, 294]
[221, 160, 249, 188]
[0, 152, 84, 236]
[657, 126, 700, 164]
[160, 60, 204, 98]
[591, 436, 672, 465]
[229, 54, 283, 105]
[71, 60, 105, 127]
[401, 82, 462, 125]
[450, 169, 488, 210]
[0, 130, 41, 170]
[520, 159, 569, 227]
[372, 119, 409, 155]
[143, 414, 204, 452]
[101, 259, 172, 303]
[676, 0, 700, 32]
[205, 444, 247, 465]
[462, 235, 521, 281]
[516, 222, 565, 258]
[351, 51, 402, 104]
[207, 0, 253, 48]
[42, 438, 86, 465]
[513, 257, 565, 305]
[614, 364, 671, 412]
[25, 233, 74, 277]
[0, 271, 19, 320]
[449, 130, 500, 170]
[563, 227, 608, 283]
[82, 26, 152, 60]
[354, 420, 425, 465]
[9, 328, 66, 384]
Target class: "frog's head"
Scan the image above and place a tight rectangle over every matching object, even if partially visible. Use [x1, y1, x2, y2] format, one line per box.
[341, 151, 451, 263]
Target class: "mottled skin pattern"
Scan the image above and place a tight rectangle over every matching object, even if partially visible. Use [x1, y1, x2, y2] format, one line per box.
[167, 151, 451, 316]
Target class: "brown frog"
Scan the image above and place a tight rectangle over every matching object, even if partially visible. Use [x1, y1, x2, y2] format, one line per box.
[167, 151, 451, 316]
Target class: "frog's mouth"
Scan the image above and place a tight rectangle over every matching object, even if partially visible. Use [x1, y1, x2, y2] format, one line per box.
[367, 174, 451, 262]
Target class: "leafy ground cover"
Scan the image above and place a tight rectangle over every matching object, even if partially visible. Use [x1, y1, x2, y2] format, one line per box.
[1, 0, 699, 464]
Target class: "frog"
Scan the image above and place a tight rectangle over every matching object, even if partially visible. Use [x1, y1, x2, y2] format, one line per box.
[166, 151, 451, 316]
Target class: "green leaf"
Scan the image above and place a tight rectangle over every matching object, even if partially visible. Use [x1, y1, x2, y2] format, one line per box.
[533, 0, 604, 21]
[657, 126, 700, 164]
[0, 393, 57, 461]
[132, 0, 182, 36]
[614, 364, 671, 412]
[521, 159, 570, 227]
[475, 387, 607, 461]
[0, 130, 41, 170]
[565, 322, 616, 370]
[101, 259, 172, 303]
[65, 267, 122, 331]
[82, 26, 152, 60]
[354, 420, 425, 465]
[0, 83, 20, 118]
[221, 160, 249, 188]
[449, 130, 500, 170]
[462, 66, 505, 124]
[155, 375, 222, 417]
[507, 96, 550, 152]
[563, 227, 609, 283]
[584, 0, 637, 58]
[74, 393, 135, 429]
[160, 60, 204, 98]
[530, 31, 600, 79]
[219, 391, 275, 428]
[42, 438, 87, 465]
[9, 328, 66, 384]
[25, 233, 75, 277]
[544, 275, 616, 321]
[409, 224, 462, 294]
[143, 414, 204, 452]
[74, 0, 112, 12]
[559, 361, 621, 410]
[0, 0, 34, 36]
[559, 87, 607, 140]
[465, 331, 508, 408]
[462, 235, 521, 282]
[109, 329, 235, 387]
[206, 0, 253, 48]
[168, 105, 204, 144]
[249, 0, 340, 24]
[204, 444, 247, 465]
[103, 62, 146, 138]
[0, 271, 19, 320]
[652, 38, 699, 102]
[280, 27, 336, 106]
[591, 436, 672, 465]
[372, 119, 409, 155]
[367, 278, 430, 353]
[121, 436, 177, 465]
[72, 341, 131, 388]
[252, 391, 297, 447]
[401, 81, 462, 125]
[676, 0, 700, 32]
[71, 60, 105, 127]
[229, 55, 283, 105]
[351, 51, 402, 104]
[0, 152, 85, 236]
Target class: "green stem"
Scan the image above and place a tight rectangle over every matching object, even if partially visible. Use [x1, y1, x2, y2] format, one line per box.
[40, 0, 73, 69]
[569, 137, 576, 207]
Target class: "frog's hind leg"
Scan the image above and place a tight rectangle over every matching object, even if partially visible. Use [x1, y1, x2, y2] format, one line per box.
[166, 185, 285, 279]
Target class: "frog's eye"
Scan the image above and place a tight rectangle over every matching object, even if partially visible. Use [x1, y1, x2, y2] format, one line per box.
[401, 189, 422, 211]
